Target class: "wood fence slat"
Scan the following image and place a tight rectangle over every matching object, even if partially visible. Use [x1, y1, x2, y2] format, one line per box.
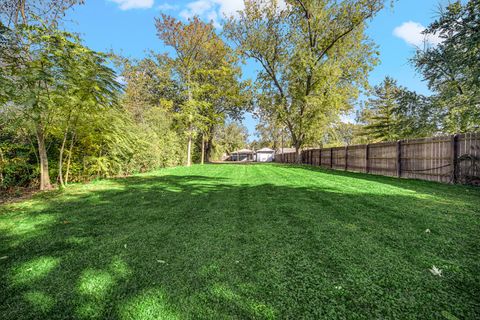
[274, 132, 478, 184]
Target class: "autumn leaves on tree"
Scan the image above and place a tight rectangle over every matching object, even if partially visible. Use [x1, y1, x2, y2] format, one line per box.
[155, 15, 249, 166]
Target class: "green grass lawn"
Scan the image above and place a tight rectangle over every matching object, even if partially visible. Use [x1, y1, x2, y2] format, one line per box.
[1, 164, 479, 319]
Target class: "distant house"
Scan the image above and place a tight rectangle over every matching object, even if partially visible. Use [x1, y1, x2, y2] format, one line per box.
[229, 149, 254, 161]
[276, 147, 297, 154]
[255, 148, 275, 162]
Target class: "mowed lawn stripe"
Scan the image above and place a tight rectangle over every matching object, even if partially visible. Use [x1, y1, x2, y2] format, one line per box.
[0, 164, 479, 319]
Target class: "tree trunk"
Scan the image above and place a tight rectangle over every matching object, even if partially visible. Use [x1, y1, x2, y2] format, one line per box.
[58, 129, 68, 187]
[0, 147, 4, 186]
[65, 132, 75, 185]
[186, 130, 192, 167]
[205, 136, 213, 162]
[205, 126, 215, 163]
[295, 146, 302, 164]
[293, 137, 303, 164]
[186, 70, 193, 167]
[201, 133, 205, 165]
[36, 126, 52, 190]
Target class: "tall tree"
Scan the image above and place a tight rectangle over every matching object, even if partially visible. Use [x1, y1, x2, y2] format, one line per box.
[212, 122, 249, 159]
[118, 54, 187, 168]
[224, 0, 385, 162]
[0, 25, 119, 190]
[322, 121, 367, 147]
[56, 44, 121, 186]
[155, 15, 217, 166]
[358, 77, 438, 142]
[195, 61, 251, 163]
[0, 0, 84, 27]
[412, 0, 480, 133]
[254, 110, 286, 150]
[358, 77, 401, 142]
[118, 54, 179, 124]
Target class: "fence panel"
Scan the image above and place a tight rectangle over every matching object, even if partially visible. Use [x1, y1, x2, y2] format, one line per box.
[457, 132, 480, 184]
[313, 149, 320, 166]
[367, 142, 397, 177]
[347, 145, 367, 173]
[273, 131, 479, 184]
[401, 135, 452, 183]
[320, 148, 331, 168]
[332, 147, 346, 170]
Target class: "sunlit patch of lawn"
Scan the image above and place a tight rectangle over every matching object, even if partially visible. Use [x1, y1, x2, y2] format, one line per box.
[0, 164, 479, 319]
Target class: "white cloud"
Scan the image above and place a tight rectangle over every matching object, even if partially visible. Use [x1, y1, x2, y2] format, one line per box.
[178, 0, 240, 29]
[215, 0, 245, 17]
[393, 21, 442, 47]
[157, 3, 178, 11]
[178, 0, 286, 29]
[109, 0, 154, 10]
[179, 0, 245, 19]
[179, 0, 215, 20]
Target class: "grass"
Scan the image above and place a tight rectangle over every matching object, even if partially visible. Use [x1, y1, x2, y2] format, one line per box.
[0, 163, 479, 319]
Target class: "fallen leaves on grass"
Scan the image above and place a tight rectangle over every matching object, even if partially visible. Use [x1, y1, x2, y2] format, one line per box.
[429, 265, 443, 276]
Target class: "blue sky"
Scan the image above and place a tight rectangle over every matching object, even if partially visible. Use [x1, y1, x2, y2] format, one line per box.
[65, 0, 451, 139]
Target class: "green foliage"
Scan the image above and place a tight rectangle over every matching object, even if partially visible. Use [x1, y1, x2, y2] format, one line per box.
[155, 15, 250, 164]
[359, 77, 401, 141]
[0, 127, 38, 189]
[358, 77, 438, 142]
[322, 121, 368, 147]
[224, 0, 385, 158]
[357, 0, 479, 143]
[0, 25, 185, 190]
[210, 122, 249, 159]
[254, 118, 287, 150]
[0, 0, 84, 27]
[117, 54, 186, 171]
[412, 0, 480, 133]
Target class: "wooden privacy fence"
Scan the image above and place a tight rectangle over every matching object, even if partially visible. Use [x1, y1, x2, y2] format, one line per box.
[275, 132, 480, 184]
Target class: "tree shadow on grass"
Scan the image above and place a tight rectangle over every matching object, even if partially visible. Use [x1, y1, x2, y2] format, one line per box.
[280, 163, 480, 201]
[0, 172, 479, 319]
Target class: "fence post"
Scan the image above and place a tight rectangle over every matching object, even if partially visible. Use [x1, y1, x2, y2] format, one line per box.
[345, 146, 348, 171]
[396, 140, 402, 177]
[319, 149, 322, 167]
[365, 144, 369, 173]
[451, 134, 458, 183]
[330, 148, 333, 169]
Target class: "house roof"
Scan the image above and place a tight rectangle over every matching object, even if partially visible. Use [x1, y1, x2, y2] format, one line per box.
[276, 147, 297, 154]
[231, 149, 254, 154]
[256, 148, 275, 153]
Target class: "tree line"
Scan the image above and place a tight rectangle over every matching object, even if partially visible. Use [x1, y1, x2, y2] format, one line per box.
[1, 0, 478, 192]
[251, 0, 479, 150]
[0, 0, 250, 191]
[359, 1, 479, 143]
